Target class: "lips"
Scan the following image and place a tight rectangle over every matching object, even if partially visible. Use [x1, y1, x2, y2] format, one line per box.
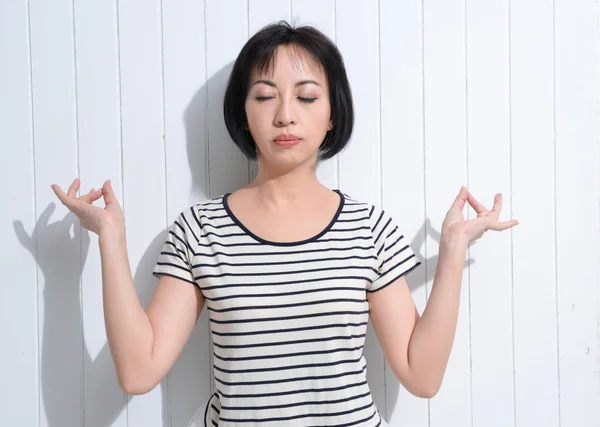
[274, 138, 300, 146]
[274, 133, 301, 146]
[274, 133, 301, 142]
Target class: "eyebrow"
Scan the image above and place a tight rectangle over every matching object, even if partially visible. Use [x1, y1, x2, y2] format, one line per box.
[251, 79, 321, 88]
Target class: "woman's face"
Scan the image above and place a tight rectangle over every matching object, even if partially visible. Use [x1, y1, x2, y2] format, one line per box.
[245, 45, 333, 172]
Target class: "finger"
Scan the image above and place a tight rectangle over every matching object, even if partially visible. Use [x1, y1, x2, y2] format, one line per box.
[51, 184, 71, 206]
[87, 188, 103, 203]
[78, 188, 102, 204]
[89, 188, 103, 201]
[67, 178, 80, 198]
[79, 187, 94, 198]
[51, 184, 84, 214]
[491, 219, 519, 231]
[102, 180, 118, 205]
[467, 192, 489, 215]
[490, 193, 503, 214]
[451, 186, 469, 211]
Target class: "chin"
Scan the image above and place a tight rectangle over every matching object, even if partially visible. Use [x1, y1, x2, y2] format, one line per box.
[263, 152, 317, 171]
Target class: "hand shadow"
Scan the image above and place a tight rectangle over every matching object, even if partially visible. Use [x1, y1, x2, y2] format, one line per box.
[12, 59, 240, 427]
[406, 217, 477, 294]
[14, 205, 175, 427]
[384, 217, 477, 419]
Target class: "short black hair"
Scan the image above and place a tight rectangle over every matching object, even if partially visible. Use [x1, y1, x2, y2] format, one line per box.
[223, 20, 354, 161]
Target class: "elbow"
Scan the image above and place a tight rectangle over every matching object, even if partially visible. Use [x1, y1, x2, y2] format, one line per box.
[117, 369, 156, 396]
[120, 379, 149, 396]
[412, 384, 440, 399]
[120, 376, 159, 395]
[400, 371, 442, 399]
[392, 363, 443, 399]
[118, 373, 146, 395]
[411, 376, 442, 399]
[114, 355, 159, 395]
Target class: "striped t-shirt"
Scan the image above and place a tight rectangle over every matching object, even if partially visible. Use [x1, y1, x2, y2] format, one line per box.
[152, 189, 422, 427]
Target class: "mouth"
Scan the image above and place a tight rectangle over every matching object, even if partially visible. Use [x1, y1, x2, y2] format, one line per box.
[274, 138, 301, 146]
[273, 134, 301, 146]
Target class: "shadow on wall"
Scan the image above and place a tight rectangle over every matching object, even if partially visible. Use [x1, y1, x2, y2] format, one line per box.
[382, 218, 476, 420]
[12, 57, 475, 426]
[14, 211, 171, 427]
[11, 60, 244, 427]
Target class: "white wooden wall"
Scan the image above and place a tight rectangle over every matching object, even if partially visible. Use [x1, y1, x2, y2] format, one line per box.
[1, 0, 599, 426]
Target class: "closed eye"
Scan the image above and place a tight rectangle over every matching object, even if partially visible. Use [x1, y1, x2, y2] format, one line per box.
[255, 96, 317, 103]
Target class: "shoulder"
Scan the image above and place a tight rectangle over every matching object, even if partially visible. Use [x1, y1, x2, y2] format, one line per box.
[178, 194, 225, 217]
[339, 191, 388, 229]
[338, 192, 402, 252]
[172, 194, 226, 235]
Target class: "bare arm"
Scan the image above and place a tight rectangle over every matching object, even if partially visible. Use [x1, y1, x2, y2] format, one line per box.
[368, 188, 518, 398]
[100, 228, 204, 395]
[368, 237, 466, 398]
[51, 178, 204, 396]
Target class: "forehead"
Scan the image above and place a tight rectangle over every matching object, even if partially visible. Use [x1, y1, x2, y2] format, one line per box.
[249, 44, 326, 84]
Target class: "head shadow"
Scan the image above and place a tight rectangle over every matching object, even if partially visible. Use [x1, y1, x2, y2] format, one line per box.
[12, 58, 245, 427]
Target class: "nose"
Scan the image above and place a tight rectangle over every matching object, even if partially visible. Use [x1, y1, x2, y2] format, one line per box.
[274, 96, 296, 126]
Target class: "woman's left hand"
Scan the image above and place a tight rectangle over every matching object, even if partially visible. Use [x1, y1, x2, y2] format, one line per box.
[441, 186, 520, 245]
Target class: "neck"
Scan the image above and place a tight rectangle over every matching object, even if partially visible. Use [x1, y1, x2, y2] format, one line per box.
[248, 161, 328, 209]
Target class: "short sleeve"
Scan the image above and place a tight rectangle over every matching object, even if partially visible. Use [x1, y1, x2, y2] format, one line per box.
[367, 206, 421, 292]
[152, 207, 199, 287]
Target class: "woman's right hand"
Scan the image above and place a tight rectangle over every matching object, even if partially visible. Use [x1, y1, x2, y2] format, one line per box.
[51, 178, 125, 237]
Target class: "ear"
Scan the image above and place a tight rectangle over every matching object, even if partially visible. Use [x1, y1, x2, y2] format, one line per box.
[327, 120, 333, 131]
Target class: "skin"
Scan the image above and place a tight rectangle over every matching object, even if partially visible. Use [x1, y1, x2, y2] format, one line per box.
[227, 44, 337, 240]
[50, 44, 519, 397]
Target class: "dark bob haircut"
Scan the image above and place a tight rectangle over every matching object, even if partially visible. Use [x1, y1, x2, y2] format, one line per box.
[223, 20, 354, 161]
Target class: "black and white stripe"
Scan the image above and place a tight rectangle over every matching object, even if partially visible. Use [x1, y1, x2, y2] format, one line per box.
[153, 190, 421, 426]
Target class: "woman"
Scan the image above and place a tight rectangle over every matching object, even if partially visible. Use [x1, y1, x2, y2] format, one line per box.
[51, 21, 518, 427]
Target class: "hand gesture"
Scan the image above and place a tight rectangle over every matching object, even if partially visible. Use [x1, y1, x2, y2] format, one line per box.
[50, 178, 124, 236]
[442, 186, 519, 245]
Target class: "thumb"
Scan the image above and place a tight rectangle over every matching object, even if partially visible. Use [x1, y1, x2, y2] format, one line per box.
[451, 186, 469, 211]
[102, 180, 118, 205]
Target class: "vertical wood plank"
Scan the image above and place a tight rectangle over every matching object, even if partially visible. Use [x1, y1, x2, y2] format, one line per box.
[248, 0, 290, 35]
[29, 0, 83, 425]
[73, 0, 127, 425]
[206, 0, 250, 199]
[0, 0, 40, 425]
[117, 0, 168, 424]
[466, 0, 515, 426]
[335, 0, 381, 204]
[554, 0, 600, 424]
[511, 0, 560, 425]
[380, 0, 429, 424]
[422, 0, 472, 425]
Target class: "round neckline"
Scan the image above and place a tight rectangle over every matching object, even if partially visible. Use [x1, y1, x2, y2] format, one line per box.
[222, 189, 345, 246]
